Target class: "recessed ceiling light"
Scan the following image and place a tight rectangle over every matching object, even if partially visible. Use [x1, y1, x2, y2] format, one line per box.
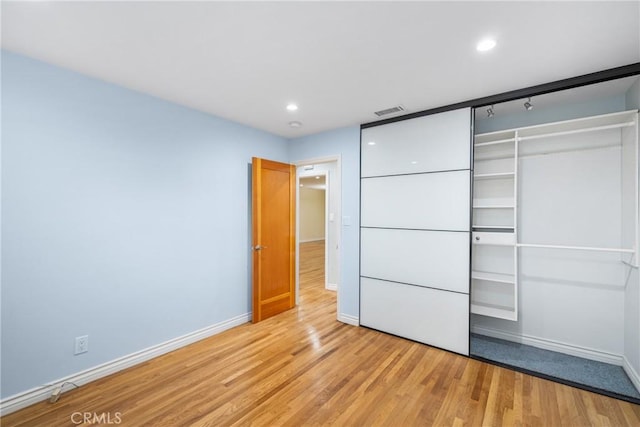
[368, 141, 376, 146]
[286, 103, 298, 112]
[476, 38, 497, 52]
[411, 161, 418, 165]
[315, 176, 320, 179]
[289, 121, 302, 128]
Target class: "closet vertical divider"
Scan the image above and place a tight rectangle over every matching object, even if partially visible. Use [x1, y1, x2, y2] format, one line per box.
[513, 130, 519, 321]
[470, 128, 518, 320]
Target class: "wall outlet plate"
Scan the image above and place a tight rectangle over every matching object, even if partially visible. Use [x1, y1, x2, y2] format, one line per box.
[75, 335, 89, 355]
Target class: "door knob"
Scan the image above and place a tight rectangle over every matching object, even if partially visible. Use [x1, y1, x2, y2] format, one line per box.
[254, 245, 267, 251]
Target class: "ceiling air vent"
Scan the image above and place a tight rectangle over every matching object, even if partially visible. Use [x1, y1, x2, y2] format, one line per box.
[374, 105, 405, 117]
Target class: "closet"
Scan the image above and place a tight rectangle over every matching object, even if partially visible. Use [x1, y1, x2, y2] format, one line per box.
[359, 72, 640, 402]
[470, 78, 640, 401]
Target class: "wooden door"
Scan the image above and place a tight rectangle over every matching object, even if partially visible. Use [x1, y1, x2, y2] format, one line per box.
[252, 157, 296, 322]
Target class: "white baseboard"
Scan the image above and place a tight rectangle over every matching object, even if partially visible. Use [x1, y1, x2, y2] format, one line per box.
[623, 356, 640, 393]
[0, 313, 251, 416]
[326, 283, 337, 291]
[299, 238, 325, 243]
[471, 325, 623, 366]
[337, 313, 359, 326]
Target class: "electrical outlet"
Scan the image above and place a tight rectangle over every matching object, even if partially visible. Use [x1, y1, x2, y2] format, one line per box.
[75, 335, 88, 355]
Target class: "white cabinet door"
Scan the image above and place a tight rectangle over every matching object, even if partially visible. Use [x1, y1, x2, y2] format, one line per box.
[362, 108, 471, 177]
[361, 278, 470, 355]
[361, 170, 470, 231]
[361, 228, 469, 293]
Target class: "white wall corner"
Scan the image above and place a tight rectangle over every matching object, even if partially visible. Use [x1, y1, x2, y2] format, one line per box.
[622, 356, 640, 395]
[0, 313, 251, 416]
[337, 313, 359, 326]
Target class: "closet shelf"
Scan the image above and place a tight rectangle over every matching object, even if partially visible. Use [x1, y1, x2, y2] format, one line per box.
[474, 138, 515, 147]
[472, 225, 514, 230]
[474, 129, 517, 145]
[473, 205, 514, 209]
[472, 271, 515, 284]
[474, 172, 515, 180]
[471, 303, 517, 321]
[475, 155, 517, 162]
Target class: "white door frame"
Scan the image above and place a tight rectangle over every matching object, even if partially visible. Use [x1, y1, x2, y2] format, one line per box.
[294, 155, 341, 319]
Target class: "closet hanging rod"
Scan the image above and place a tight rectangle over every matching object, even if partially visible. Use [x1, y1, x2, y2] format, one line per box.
[474, 110, 638, 138]
[517, 122, 634, 142]
[474, 142, 621, 161]
[517, 243, 634, 254]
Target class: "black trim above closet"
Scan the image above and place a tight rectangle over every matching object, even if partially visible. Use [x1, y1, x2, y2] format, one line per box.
[361, 62, 640, 128]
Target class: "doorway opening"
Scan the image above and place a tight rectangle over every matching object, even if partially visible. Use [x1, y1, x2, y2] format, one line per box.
[295, 157, 341, 319]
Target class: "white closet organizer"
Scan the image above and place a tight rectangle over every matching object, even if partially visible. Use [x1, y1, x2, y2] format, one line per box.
[472, 109, 639, 322]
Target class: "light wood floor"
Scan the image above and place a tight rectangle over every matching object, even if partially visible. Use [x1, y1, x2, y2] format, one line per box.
[3, 241, 639, 426]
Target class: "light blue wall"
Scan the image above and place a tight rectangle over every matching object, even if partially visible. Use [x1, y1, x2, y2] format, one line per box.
[1, 51, 289, 398]
[475, 94, 627, 134]
[288, 127, 361, 318]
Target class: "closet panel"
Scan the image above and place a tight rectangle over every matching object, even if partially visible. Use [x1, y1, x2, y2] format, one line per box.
[361, 228, 469, 293]
[360, 107, 472, 356]
[361, 278, 470, 355]
[361, 108, 471, 177]
[361, 170, 470, 231]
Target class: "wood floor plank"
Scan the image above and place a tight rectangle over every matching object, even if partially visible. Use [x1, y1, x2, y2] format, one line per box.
[2, 240, 639, 426]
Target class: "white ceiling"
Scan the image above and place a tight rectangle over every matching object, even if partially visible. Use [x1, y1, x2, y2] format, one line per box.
[2, 1, 639, 138]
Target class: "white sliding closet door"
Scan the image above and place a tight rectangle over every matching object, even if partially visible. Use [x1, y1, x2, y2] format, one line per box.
[360, 108, 472, 356]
